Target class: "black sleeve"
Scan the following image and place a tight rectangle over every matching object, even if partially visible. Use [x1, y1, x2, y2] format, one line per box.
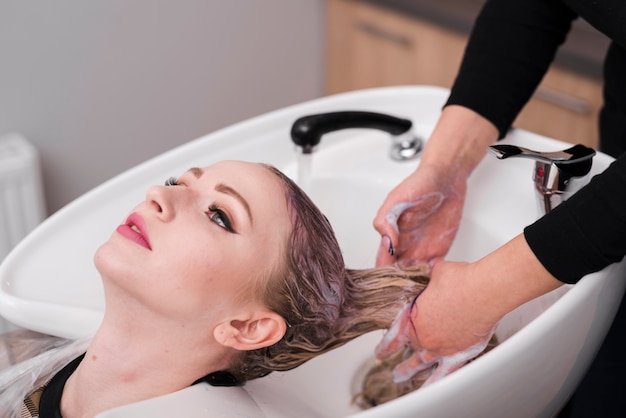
[524, 153, 626, 283]
[446, 0, 577, 137]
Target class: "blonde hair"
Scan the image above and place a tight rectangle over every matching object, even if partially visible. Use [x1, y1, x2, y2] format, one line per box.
[226, 165, 425, 381]
[232, 165, 497, 408]
[353, 332, 499, 408]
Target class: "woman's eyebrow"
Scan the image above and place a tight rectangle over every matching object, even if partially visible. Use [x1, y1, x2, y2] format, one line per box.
[187, 167, 203, 178]
[215, 183, 253, 225]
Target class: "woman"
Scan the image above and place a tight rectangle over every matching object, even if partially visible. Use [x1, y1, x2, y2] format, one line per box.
[0, 160, 445, 417]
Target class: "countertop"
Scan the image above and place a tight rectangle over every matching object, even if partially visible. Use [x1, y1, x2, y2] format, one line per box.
[362, 0, 610, 79]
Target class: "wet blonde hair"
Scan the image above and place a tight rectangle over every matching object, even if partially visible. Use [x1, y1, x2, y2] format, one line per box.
[232, 165, 497, 408]
[353, 333, 499, 408]
[230, 165, 429, 382]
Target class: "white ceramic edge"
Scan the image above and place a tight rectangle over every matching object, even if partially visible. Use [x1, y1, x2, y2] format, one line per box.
[0, 85, 449, 338]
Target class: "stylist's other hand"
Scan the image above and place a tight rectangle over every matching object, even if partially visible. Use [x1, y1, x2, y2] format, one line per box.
[373, 105, 500, 267]
[374, 163, 467, 266]
[374, 260, 496, 386]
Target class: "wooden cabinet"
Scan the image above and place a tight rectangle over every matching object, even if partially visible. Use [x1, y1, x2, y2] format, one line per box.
[516, 67, 602, 147]
[326, 0, 467, 93]
[326, 0, 603, 148]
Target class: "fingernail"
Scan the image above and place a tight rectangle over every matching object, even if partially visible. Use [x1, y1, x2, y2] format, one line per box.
[382, 235, 395, 256]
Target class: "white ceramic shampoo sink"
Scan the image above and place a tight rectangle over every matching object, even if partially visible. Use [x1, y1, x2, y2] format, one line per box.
[1, 86, 624, 417]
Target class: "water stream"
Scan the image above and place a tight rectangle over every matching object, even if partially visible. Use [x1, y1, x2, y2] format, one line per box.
[297, 153, 313, 195]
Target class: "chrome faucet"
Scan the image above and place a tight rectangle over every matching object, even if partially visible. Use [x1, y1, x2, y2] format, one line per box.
[290, 111, 422, 161]
[488, 143, 596, 215]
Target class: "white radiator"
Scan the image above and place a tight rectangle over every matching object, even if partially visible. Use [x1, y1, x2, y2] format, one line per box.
[0, 133, 47, 333]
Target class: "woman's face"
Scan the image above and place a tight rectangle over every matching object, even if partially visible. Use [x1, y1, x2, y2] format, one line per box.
[95, 161, 292, 324]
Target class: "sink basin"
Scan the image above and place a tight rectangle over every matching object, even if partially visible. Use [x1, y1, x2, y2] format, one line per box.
[1, 86, 624, 417]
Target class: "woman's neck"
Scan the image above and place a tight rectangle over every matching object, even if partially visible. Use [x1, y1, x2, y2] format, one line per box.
[59, 310, 233, 418]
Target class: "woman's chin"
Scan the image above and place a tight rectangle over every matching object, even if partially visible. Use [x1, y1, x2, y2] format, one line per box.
[93, 239, 135, 279]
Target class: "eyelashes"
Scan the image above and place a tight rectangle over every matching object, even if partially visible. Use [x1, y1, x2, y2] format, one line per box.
[164, 176, 179, 186]
[207, 204, 235, 233]
[163, 176, 236, 233]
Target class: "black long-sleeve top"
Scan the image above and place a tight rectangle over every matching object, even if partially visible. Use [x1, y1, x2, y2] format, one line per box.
[446, 0, 626, 283]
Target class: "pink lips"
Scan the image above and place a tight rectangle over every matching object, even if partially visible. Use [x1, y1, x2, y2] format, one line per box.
[116, 213, 152, 250]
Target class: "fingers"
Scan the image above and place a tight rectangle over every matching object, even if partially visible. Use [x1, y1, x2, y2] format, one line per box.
[384, 201, 419, 234]
[373, 195, 400, 236]
[396, 338, 494, 387]
[374, 200, 400, 267]
[392, 350, 466, 386]
[375, 199, 420, 237]
[395, 193, 445, 230]
[373, 192, 406, 267]
[375, 194, 448, 266]
[376, 235, 396, 266]
[374, 200, 422, 266]
[391, 351, 436, 383]
[421, 358, 464, 387]
[374, 300, 414, 360]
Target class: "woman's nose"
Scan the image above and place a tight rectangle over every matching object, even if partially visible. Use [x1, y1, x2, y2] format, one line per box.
[145, 185, 175, 221]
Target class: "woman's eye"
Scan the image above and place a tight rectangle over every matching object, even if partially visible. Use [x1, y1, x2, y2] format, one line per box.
[207, 204, 235, 233]
[164, 177, 179, 186]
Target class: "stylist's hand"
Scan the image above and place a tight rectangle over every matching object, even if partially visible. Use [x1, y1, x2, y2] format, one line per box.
[374, 105, 500, 267]
[375, 260, 497, 386]
[375, 234, 563, 386]
[374, 163, 468, 266]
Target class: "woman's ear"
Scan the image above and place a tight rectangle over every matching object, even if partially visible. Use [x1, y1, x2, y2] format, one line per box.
[214, 310, 287, 351]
